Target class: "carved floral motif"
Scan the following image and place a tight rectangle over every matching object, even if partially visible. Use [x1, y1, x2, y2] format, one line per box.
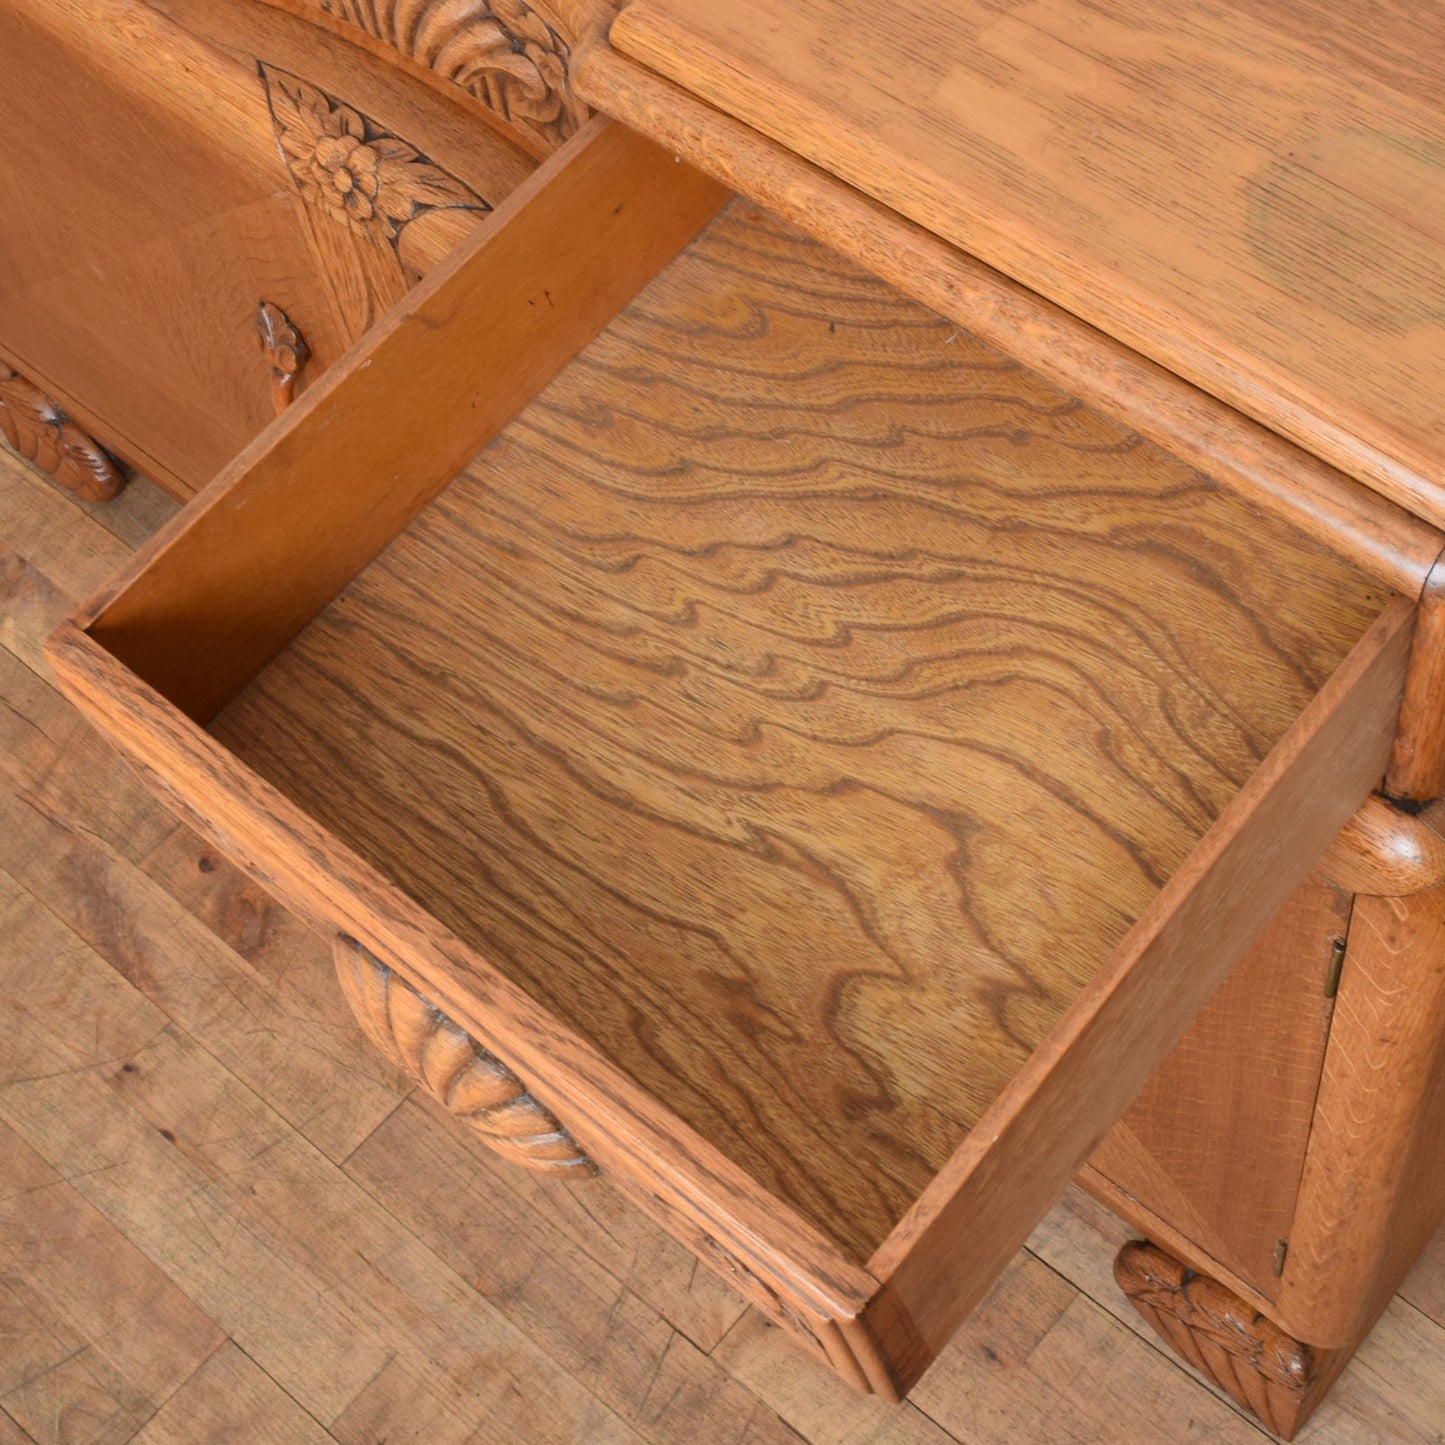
[334, 936, 596, 1178]
[313, 0, 586, 149]
[261, 64, 491, 262]
[0, 366, 124, 503]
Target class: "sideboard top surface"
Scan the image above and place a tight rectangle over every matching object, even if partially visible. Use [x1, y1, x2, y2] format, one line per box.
[610, 0, 1445, 530]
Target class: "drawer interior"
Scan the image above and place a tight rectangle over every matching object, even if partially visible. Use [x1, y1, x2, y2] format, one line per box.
[185, 198, 1388, 1260]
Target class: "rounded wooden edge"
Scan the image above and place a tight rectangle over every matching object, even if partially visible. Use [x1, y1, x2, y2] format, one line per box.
[571, 40, 1444, 598]
[1316, 793, 1445, 897]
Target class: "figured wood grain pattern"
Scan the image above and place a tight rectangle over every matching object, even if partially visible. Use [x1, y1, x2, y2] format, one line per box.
[11, 452, 1445, 1439]
[84, 116, 729, 720]
[572, 41, 1445, 600]
[867, 592, 1413, 1389]
[209, 200, 1390, 1263]
[611, 0, 1445, 531]
[49, 615, 891, 1388]
[1085, 880, 1350, 1297]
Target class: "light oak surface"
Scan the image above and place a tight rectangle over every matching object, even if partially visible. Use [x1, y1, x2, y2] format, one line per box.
[571, 40, 1445, 602]
[0, 0, 549, 498]
[47, 182, 1418, 1395]
[84, 116, 728, 720]
[198, 198, 1391, 1264]
[611, 0, 1445, 533]
[2, 449, 1442, 1444]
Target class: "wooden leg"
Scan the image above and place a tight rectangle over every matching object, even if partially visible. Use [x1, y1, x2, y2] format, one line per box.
[0, 364, 125, 502]
[1115, 1241, 1351, 1440]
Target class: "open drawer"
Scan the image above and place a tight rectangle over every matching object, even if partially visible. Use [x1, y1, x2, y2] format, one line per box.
[47, 117, 1415, 1397]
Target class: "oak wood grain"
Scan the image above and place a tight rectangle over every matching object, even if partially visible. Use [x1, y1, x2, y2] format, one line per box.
[1275, 829, 1445, 1348]
[0, 0, 346, 491]
[345, 1099, 806, 1445]
[46, 620, 886, 1363]
[573, 40, 1445, 600]
[210, 200, 1390, 1261]
[1317, 793, 1445, 897]
[611, 0, 1445, 532]
[0, 0, 544, 498]
[1086, 880, 1350, 1298]
[11, 450, 1445, 1438]
[84, 116, 729, 719]
[1386, 559, 1445, 802]
[868, 593, 1413, 1388]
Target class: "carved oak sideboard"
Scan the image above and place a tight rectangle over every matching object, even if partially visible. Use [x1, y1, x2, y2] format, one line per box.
[15, 1, 1445, 1440]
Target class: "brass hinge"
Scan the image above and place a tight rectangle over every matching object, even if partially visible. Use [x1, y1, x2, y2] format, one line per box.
[1324, 935, 1347, 999]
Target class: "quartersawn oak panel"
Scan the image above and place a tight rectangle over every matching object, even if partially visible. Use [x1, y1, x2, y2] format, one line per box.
[213, 200, 1388, 1259]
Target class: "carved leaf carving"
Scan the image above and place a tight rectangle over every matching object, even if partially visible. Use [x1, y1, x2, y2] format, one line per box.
[1115, 1241, 1320, 1436]
[313, 0, 586, 148]
[0, 366, 123, 503]
[255, 301, 310, 413]
[334, 935, 597, 1178]
[261, 64, 492, 264]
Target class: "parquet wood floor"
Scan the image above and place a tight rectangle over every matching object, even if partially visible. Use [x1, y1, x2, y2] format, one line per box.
[1, 446, 1441, 1443]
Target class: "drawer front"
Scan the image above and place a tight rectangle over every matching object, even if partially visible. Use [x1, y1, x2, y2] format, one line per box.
[45, 113, 1425, 1399]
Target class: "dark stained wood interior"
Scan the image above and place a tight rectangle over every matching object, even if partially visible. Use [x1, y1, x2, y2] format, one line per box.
[211, 200, 1389, 1258]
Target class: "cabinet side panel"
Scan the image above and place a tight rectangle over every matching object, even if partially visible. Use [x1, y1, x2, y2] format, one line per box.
[0, 0, 321, 488]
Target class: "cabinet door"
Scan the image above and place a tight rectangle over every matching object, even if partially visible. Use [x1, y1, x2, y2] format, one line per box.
[0, 0, 535, 497]
[1086, 879, 1349, 1297]
[0, 0, 333, 490]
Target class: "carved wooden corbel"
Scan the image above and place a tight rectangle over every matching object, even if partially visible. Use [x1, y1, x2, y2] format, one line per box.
[303, 0, 589, 149]
[1115, 1240, 1342, 1439]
